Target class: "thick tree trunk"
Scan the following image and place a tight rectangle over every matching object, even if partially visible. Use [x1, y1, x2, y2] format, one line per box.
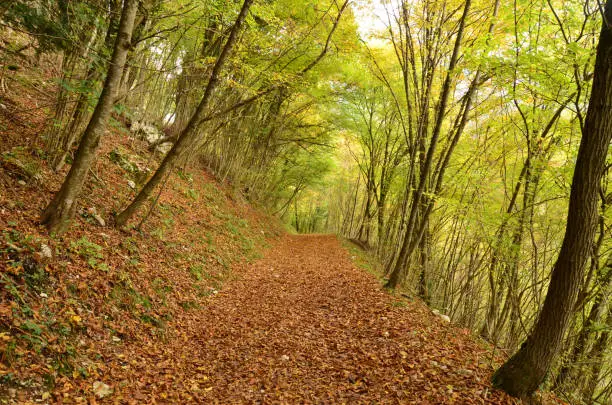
[491, 3, 612, 397]
[40, 0, 139, 234]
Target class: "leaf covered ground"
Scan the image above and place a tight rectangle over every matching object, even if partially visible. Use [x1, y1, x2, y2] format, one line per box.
[0, 46, 566, 405]
[159, 234, 523, 404]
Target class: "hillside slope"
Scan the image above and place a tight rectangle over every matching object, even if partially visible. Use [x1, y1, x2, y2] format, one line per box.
[0, 62, 283, 402]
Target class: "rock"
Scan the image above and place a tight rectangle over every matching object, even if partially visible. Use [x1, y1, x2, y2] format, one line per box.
[89, 207, 106, 226]
[127, 180, 136, 189]
[280, 355, 290, 361]
[112, 336, 121, 342]
[40, 244, 53, 260]
[40, 292, 48, 298]
[130, 120, 165, 144]
[432, 309, 451, 323]
[93, 214, 106, 226]
[93, 381, 113, 398]
[17, 180, 26, 186]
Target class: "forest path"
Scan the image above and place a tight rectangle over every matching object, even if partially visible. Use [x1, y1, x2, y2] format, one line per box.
[131, 235, 515, 403]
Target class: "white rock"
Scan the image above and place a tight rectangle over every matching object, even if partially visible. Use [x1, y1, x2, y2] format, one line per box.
[89, 208, 106, 226]
[432, 309, 451, 323]
[130, 120, 164, 144]
[40, 244, 53, 259]
[280, 355, 290, 361]
[18, 180, 26, 186]
[93, 381, 113, 398]
[39, 292, 48, 298]
[93, 214, 106, 227]
[127, 180, 136, 189]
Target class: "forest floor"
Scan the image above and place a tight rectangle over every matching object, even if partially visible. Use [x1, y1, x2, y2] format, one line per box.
[148, 233, 522, 404]
[0, 48, 564, 404]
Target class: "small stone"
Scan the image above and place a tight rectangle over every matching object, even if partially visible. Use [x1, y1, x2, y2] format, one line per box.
[40, 244, 53, 259]
[127, 180, 136, 189]
[92, 213, 106, 226]
[17, 180, 26, 186]
[112, 336, 121, 342]
[440, 314, 451, 323]
[280, 355, 290, 361]
[40, 292, 48, 298]
[93, 381, 113, 398]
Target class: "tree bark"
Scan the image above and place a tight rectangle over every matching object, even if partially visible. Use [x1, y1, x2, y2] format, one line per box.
[491, 2, 612, 396]
[40, 0, 139, 234]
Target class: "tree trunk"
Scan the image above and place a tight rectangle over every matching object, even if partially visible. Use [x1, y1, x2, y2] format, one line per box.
[40, 0, 139, 234]
[385, 0, 472, 289]
[115, 0, 254, 227]
[491, 3, 612, 396]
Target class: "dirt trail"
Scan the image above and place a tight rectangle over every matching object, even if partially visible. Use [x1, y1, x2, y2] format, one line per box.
[120, 235, 515, 404]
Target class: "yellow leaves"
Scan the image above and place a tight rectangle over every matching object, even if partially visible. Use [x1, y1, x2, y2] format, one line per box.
[70, 315, 82, 324]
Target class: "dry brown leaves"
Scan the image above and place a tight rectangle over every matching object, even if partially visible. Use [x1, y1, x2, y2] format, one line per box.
[151, 234, 523, 404]
[0, 57, 561, 405]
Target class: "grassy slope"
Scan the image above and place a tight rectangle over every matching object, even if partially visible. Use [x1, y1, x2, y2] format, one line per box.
[0, 50, 282, 403]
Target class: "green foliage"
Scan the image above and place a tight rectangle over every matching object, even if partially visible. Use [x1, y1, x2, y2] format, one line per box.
[70, 237, 108, 271]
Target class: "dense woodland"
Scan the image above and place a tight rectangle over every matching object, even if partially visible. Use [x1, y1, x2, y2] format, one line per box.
[1, 0, 611, 403]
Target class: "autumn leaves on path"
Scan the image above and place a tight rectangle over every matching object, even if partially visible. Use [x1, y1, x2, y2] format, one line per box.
[171, 235, 515, 404]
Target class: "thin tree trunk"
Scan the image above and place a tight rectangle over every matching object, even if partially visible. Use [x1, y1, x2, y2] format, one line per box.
[40, 0, 139, 234]
[386, 0, 472, 289]
[115, 0, 255, 227]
